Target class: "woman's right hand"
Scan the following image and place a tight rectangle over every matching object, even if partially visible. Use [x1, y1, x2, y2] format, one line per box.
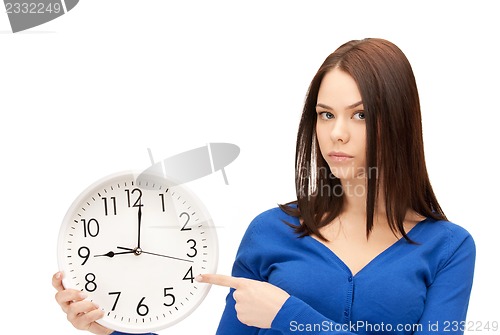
[52, 271, 113, 335]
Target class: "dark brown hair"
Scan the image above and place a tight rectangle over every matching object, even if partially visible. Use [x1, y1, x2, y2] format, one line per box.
[279, 38, 446, 241]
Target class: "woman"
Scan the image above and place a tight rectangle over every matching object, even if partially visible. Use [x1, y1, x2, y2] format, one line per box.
[53, 38, 475, 335]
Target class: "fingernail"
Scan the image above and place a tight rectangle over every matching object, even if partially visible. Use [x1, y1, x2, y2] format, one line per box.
[55, 272, 61, 279]
[195, 275, 203, 282]
[79, 292, 88, 299]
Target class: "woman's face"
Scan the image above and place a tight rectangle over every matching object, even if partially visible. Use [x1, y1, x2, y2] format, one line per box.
[315, 68, 367, 182]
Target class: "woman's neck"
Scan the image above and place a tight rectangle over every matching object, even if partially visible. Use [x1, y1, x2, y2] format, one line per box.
[339, 177, 386, 223]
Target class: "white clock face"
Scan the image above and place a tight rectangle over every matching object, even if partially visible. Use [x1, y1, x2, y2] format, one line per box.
[57, 171, 218, 334]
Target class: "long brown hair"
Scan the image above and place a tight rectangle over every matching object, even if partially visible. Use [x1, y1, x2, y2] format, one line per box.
[280, 38, 446, 241]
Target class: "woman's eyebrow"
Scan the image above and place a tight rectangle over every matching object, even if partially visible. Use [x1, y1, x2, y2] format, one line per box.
[347, 100, 364, 109]
[316, 101, 363, 110]
[316, 103, 333, 110]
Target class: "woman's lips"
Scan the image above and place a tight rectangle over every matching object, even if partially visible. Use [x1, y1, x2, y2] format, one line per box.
[328, 151, 354, 162]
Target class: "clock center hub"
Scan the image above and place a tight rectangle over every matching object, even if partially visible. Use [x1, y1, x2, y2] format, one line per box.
[134, 247, 143, 256]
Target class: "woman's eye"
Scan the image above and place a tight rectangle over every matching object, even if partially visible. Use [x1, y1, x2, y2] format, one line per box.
[319, 112, 334, 120]
[353, 111, 365, 120]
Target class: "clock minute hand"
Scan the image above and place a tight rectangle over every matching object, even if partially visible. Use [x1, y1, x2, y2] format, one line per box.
[137, 204, 142, 249]
[117, 246, 193, 263]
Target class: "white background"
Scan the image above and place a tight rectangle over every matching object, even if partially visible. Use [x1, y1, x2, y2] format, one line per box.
[1, 1, 498, 334]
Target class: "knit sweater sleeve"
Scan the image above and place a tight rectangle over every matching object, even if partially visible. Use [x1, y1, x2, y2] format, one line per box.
[215, 214, 267, 335]
[412, 226, 476, 335]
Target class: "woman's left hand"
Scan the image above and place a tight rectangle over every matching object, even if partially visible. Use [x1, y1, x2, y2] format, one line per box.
[196, 274, 290, 329]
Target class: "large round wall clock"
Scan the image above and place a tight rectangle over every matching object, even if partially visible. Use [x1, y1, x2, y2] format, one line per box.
[57, 171, 218, 333]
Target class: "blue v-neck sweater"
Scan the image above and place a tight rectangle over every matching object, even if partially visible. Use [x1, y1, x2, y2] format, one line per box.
[215, 207, 475, 335]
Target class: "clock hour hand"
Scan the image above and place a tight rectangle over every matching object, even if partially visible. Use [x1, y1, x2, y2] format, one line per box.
[94, 249, 136, 258]
[117, 246, 193, 263]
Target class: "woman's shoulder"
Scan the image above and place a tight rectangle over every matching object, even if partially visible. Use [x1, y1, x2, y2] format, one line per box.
[416, 217, 475, 257]
[419, 217, 473, 239]
[250, 205, 300, 228]
[241, 205, 300, 241]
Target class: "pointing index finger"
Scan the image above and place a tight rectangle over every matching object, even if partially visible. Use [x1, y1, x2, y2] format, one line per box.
[196, 274, 243, 289]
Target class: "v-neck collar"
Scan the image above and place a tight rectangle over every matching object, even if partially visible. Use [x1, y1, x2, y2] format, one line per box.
[304, 217, 429, 277]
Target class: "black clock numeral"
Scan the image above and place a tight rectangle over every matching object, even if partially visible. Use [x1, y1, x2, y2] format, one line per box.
[84, 273, 97, 292]
[81, 218, 99, 238]
[109, 291, 121, 311]
[186, 239, 197, 258]
[183, 266, 195, 283]
[78, 246, 90, 265]
[102, 196, 117, 215]
[163, 287, 175, 307]
[159, 193, 165, 212]
[125, 188, 143, 208]
[136, 297, 149, 316]
[180, 212, 191, 231]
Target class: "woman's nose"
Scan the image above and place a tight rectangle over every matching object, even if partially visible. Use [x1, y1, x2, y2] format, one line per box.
[330, 119, 350, 143]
